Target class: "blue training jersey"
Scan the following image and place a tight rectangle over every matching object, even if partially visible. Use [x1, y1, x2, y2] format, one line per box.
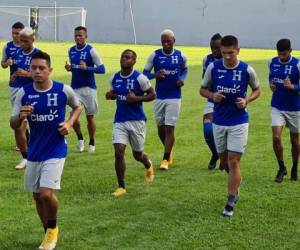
[11, 81, 79, 161]
[202, 59, 260, 126]
[110, 70, 151, 123]
[1, 41, 21, 77]
[269, 56, 300, 111]
[68, 44, 104, 89]
[203, 53, 219, 103]
[144, 49, 187, 99]
[11, 47, 40, 88]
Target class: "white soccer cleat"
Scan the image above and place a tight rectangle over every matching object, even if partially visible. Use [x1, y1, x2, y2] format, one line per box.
[77, 140, 84, 153]
[222, 204, 234, 217]
[15, 158, 27, 170]
[88, 145, 95, 153]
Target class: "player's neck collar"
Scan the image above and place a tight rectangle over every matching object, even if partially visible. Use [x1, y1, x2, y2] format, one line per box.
[22, 46, 35, 55]
[12, 41, 21, 47]
[279, 56, 292, 64]
[75, 44, 87, 51]
[161, 49, 174, 56]
[33, 80, 53, 92]
[222, 59, 240, 69]
[120, 69, 135, 78]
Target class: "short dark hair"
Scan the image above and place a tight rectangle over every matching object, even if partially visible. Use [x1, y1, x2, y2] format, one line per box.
[31, 51, 51, 66]
[210, 33, 222, 42]
[122, 49, 137, 60]
[276, 39, 291, 52]
[221, 35, 238, 47]
[74, 26, 87, 32]
[12, 22, 24, 29]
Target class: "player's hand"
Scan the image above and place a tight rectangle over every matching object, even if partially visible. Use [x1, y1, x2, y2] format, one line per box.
[177, 80, 184, 87]
[235, 97, 247, 109]
[212, 91, 226, 103]
[16, 68, 29, 77]
[270, 83, 276, 92]
[19, 105, 34, 120]
[156, 69, 166, 79]
[79, 60, 87, 70]
[105, 90, 116, 100]
[126, 91, 138, 102]
[65, 61, 71, 71]
[58, 122, 70, 135]
[283, 76, 294, 90]
[6, 57, 13, 66]
[10, 73, 17, 82]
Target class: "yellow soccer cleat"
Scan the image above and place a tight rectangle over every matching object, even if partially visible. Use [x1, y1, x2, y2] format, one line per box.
[112, 187, 127, 197]
[160, 160, 169, 170]
[39, 227, 58, 250]
[145, 162, 155, 183]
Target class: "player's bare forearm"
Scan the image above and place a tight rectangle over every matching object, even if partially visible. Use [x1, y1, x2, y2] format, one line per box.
[246, 86, 261, 104]
[200, 87, 212, 99]
[10, 116, 24, 129]
[139, 87, 156, 102]
[67, 106, 82, 127]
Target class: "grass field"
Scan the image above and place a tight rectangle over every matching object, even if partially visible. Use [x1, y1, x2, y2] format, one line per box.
[0, 41, 300, 249]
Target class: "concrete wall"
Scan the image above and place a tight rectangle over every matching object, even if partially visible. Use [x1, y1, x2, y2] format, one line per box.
[0, 0, 299, 49]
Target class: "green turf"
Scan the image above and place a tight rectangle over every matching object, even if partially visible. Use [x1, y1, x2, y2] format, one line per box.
[0, 41, 300, 249]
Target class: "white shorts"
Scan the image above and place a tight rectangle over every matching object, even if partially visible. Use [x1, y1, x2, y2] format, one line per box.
[112, 120, 146, 151]
[271, 107, 300, 133]
[213, 123, 248, 154]
[74, 87, 98, 115]
[24, 158, 65, 193]
[154, 99, 181, 126]
[9, 87, 20, 106]
[203, 101, 214, 115]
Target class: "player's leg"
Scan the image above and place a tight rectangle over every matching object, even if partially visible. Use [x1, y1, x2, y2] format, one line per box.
[72, 89, 85, 152]
[14, 121, 28, 170]
[290, 132, 299, 181]
[87, 115, 96, 152]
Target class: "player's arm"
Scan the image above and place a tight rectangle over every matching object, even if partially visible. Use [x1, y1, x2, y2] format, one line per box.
[200, 63, 225, 103]
[58, 85, 82, 135]
[106, 75, 117, 100]
[10, 88, 33, 129]
[65, 49, 72, 72]
[177, 54, 188, 87]
[268, 59, 276, 92]
[127, 74, 156, 103]
[143, 52, 156, 80]
[201, 56, 208, 79]
[81, 48, 106, 74]
[1, 45, 12, 68]
[283, 62, 300, 91]
[236, 66, 261, 109]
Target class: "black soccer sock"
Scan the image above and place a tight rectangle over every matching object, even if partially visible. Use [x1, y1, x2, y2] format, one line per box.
[21, 152, 27, 159]
[118, 180, 125, 189]
[277, 160, 286, 171]
[292, 161, 298, 170]
[47, 219, 57, 229]
[163, 152, 171, 161]
[89, 138, 95, 146]
[227, 195, 236, 207]
[77, 133, 84, 140]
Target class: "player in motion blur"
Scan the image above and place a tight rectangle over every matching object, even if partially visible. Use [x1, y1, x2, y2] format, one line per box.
[200, 35, 260, 217]
[106, 49, 156, 196]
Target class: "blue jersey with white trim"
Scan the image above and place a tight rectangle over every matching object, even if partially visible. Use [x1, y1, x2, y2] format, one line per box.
[203, 53, 217, 103]
[269, 56, 300, 111]
[11, 47, 40, 88]
[202, 59, 259, 126]
[2, 41, 21, 77]
[110, 70, 150, 123]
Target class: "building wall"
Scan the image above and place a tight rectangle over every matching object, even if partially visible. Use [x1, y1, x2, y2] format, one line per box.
[0, 0, 299, 49]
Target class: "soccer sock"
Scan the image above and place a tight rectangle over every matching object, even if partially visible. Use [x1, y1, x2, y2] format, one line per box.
[163, 152, 171, 161]
[21, 152, 27, 159]
[292, 161, 298, 170]
[203, 122, 218, 158]
[77, 133, 84, 140]
[89, 138, 95, 146]
[118, 180, 125, 188]
[277, 159, 286, 171]
[47, 219, 57, 229]
[227, 195, 236, 207]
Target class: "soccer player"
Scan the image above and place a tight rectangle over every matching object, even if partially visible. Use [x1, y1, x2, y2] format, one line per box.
[202, 33, 222, 170]
[65, 26, 105, 153]
[106, 49, 156, 197]
[10, 26, 40, 170]
[269, 39, 300, 182]
[200, 35, 260, 217]
[10, 51, 81, 250]
[143, 29, 188, 170]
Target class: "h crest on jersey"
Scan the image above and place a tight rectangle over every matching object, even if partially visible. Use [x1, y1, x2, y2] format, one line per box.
[284, 65, 293, 75]
[24, 56, 31, 66]
[80, 51, 87, 60]
[126, 79, 135, 90]
[171, 56, 178, 64]
[232, 70, 242, 81]
[47, 93, 58, 107]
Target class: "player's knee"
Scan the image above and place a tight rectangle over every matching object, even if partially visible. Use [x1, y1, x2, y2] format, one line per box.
[115, 149, 125, 160]
[39, 190, 53, 202]
[132, 151, 143, 161]
[272, 134, 281, 144]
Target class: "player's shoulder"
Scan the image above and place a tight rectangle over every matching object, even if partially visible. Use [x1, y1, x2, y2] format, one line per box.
[290, 56, 299, 64]
[52, 80, 66, 91]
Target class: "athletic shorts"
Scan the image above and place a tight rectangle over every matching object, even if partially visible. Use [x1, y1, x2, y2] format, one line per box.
[24, 158, 65, 193]
[154, 99, 181, 126]
[112, 120, 146, 151]
[213, 123, 248, 154]
[74, 87, 98, 115]
[203, 101, 214, 115]
[9, 87, 20, 106]
[271, 107, 300, 133]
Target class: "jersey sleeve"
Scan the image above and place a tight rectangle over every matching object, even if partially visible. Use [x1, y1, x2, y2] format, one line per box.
[201, 63, 214, 89]
[11, 88, 25, 117]
[109, 74, 115, 90]
[1, 44, 8, 62]
[137, 74, 152, 91]
[247, 65, 260, 89]
[268, 59, 272, 84]
[63, 85, 80, 108]
[90, 47, 104, 66]
[144, 52, 156, 71]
